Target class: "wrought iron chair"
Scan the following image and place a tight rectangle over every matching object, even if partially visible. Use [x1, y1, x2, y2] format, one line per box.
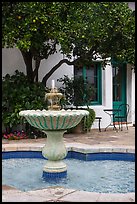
[114, 104, 130, 131]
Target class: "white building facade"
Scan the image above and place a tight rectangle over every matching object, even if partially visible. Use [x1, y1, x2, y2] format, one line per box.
[2, 47, 135, 130]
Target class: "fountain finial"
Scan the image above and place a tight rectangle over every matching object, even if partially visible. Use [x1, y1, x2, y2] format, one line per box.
[45, 84, 63, 111]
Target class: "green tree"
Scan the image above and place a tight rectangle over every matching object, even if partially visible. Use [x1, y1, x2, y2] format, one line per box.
[2, 2, 135, 85]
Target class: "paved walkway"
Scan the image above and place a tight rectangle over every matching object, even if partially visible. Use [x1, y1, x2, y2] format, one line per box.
[2, 125, 135, 147]
[2, 126, 135, 202]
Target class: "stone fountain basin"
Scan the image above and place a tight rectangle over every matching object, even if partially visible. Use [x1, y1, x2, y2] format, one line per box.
[19, 109, 89, 130]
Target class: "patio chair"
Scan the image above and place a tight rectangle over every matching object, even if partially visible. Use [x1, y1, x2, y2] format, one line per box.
[114, 104, 130, 131]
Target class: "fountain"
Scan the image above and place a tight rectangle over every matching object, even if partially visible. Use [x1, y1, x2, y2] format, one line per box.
[19, 80, 89, 179]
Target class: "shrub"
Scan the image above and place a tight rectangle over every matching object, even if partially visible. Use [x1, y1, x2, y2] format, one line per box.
[57, 75, 96, 132]
[2, 70, 48, 133]
[57, 75, 95, 107]
[83, 108, 96, 132]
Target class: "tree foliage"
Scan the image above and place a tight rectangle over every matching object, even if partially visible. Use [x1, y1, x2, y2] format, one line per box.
[2, 2, 135, 84]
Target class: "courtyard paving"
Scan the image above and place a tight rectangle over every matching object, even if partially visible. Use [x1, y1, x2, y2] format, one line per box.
[2, 125, 135, 202]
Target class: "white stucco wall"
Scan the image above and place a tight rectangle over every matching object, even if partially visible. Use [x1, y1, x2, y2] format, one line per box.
[131, 70, 135, 125]
[39, 49, 74, 88]
[2, 47, 73, 88]
[128, 2, 135, 11]
[2, 48, 26, 77]
[127, 64, 135, 125]
[2, 48, 135, 130]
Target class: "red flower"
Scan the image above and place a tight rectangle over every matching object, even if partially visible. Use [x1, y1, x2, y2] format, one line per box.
[2, 131, 28, 140]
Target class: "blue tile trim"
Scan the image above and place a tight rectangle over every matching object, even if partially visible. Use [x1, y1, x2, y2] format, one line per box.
[65, 151, 72, 158]
[42, 170, 67, 180]
[2, 151, 46, 160]
[2, 151, 135, 162]
[86, 152, 135, 162]
[70, 151, 87, 160]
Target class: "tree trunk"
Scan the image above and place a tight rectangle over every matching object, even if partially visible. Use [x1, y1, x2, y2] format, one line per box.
[20, 50, 34, 83]
[42, 58, 78, 86]
[33, 58, 41, 82]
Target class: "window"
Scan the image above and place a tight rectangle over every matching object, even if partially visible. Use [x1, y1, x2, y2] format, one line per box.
[74, 63, 102, 105]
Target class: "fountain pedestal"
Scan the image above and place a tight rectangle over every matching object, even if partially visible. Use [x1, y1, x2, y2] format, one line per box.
[42, 130, 67, 178]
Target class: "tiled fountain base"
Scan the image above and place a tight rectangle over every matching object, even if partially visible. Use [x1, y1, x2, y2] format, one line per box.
[2, 142, 135, 202]
[42, 170, 67, 180]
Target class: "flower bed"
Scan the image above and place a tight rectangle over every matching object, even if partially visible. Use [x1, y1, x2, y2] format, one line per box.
[2, 130, 28, 140]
